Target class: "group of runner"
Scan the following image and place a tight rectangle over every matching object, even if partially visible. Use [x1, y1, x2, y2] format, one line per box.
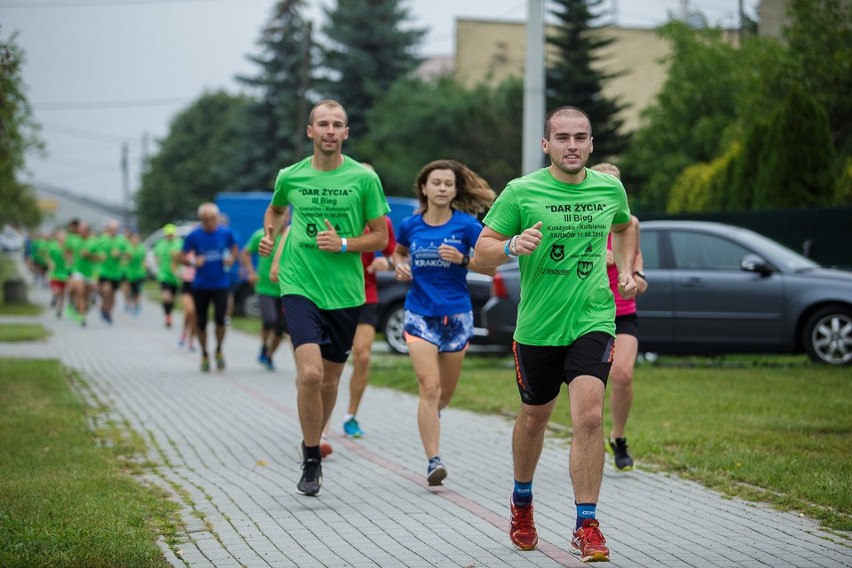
[251, 99, 646, 564]
[26, 218, 148, 327]
[27, 97, 646, 564]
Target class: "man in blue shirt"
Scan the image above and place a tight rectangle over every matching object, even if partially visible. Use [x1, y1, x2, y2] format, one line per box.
[180, 202, 240, 372]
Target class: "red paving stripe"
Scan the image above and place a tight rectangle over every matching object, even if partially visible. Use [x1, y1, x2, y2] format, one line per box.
[228, 378, 584, 567]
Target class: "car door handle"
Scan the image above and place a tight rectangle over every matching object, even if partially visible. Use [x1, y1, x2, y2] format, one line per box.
[680, 277, 706, 288]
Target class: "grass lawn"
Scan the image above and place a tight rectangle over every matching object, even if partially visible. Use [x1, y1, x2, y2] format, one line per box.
[0, 323, 49, 342]
[0, 358, 180, 568]
[367, 351, 852, 534]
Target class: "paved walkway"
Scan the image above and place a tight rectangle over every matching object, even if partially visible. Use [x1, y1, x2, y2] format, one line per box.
[1, 276, 850, 567]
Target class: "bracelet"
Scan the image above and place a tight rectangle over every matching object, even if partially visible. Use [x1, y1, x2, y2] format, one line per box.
[504, 235, 519, 257]
[340, 237, 347, 253]
[460, 254, 470, 267]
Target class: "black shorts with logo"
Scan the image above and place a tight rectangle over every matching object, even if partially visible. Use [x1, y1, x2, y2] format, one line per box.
[512, 331, 614, 406]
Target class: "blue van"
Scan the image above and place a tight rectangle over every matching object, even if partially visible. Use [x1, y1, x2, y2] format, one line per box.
[214, 192, 419, 316]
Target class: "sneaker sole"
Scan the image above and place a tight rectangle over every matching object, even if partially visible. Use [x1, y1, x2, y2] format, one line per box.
[427, 465, 447, 486]
[297, 480, 322, 496]
[510, 536, 539, 551]
[571, 545, 610, 562]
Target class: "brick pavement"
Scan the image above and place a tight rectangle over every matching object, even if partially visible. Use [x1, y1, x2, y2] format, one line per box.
[1, 278, 850, 567]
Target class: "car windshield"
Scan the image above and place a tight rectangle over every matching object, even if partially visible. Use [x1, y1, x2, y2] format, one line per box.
[743, 230, 820, 271]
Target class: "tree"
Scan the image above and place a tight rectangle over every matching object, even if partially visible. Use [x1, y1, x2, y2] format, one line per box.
[223, 0, 314, 191]
[545, 0, 630, 161]
[357, 75, 523, 196]
[751, 85, 835, 208]
[0, 29, 43, 228]
[135, 91, 249, 232]
[317, 0, 425, 143]
[618, 23, 753, 211]
[783, 0, 851, 157]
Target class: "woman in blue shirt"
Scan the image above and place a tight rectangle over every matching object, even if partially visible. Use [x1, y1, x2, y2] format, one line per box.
[392, 159, 496, 486]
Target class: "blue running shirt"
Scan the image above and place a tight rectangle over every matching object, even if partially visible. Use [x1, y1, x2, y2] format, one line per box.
[397, 210, 484, 316]
[182, 225, 237, 290]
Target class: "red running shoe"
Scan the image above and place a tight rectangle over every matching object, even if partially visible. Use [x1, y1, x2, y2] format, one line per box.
[571, 518, 610, 562]
[509, 497, 538, 551]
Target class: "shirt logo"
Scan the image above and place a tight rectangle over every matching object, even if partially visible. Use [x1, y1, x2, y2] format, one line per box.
[550, 244, 565, 262]
[577, 260, 593, 279]
[306, 223, 318, 237]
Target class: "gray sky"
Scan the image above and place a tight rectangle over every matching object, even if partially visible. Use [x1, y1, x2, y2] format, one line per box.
[1, 0, 750, 210]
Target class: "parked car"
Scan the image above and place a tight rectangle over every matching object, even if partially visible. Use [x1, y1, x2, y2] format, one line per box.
[0, 225, 25, 252]
[482, 220, 852, 365]
[376, 269, 497, 354]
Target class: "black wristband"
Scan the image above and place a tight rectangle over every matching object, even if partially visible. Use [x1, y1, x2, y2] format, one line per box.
[461, 255, 470, 267]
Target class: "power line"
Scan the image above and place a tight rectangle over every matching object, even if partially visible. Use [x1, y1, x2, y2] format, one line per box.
[42, 123, 127, 143]
[0, 0, 232, 8]
[33, 96, 193, 110]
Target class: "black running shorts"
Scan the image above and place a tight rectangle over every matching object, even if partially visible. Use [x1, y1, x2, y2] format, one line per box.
[512, 331, 615, 406]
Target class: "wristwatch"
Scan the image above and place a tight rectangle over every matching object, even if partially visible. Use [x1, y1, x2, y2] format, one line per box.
[633, 270, 646, 279]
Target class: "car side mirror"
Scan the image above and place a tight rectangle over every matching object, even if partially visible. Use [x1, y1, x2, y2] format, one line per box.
[741, 253, 773, 276]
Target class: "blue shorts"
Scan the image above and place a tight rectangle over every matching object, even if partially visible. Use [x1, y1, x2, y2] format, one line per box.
[282, 295, 360, 363]
[403, 310, 474, 353]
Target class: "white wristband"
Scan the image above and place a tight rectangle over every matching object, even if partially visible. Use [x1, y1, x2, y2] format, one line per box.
[340, 237, 348, 253]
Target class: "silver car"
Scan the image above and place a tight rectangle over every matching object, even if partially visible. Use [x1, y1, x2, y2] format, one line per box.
[482, 221, 852, 365]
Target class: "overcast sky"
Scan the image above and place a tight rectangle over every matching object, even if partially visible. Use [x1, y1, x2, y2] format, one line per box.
[1, 0, 751, 210]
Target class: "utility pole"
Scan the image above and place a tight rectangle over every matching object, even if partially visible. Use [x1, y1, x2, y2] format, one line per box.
[121, 142, 130, 228]
[293, 21, 312, 154]
[140, 131, 150, 173]
[522, 0, 545, 174]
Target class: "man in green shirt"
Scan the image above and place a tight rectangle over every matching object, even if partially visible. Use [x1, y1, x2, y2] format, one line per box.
[242, 227, 283, 370]
[46, 228, 71, 318]
[474, 105, 638, 563]
[96, 220, 127, 324]
[153, 224, 183, 328]
[124, 231, 147, 316]
[69, 223, 103, 327]
[258, 99, 390, 497]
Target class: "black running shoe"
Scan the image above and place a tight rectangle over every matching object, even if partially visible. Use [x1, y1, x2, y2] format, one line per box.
[297, 459, 323, 496]
[608, 436, 634, 471]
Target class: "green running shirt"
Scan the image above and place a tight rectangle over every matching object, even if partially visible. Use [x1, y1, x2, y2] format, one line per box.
[270, 156, 390, 310]
[482, 167, 631, 346]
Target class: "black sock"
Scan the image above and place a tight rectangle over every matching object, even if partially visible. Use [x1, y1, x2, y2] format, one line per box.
[303, 443, 322, 461]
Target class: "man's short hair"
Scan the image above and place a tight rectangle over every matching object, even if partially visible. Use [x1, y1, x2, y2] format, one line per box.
[544, 106, 591, 139]
[308, 99, 348, 126]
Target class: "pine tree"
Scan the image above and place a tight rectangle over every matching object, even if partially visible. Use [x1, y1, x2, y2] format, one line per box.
[224, 0, 315, 191]
[545, 0, 630, 161]
[318, 0, 425, 144]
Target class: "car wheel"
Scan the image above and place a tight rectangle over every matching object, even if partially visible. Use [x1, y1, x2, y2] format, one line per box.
[803, 305, 852, 366]
[382, 303, 408, 354]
